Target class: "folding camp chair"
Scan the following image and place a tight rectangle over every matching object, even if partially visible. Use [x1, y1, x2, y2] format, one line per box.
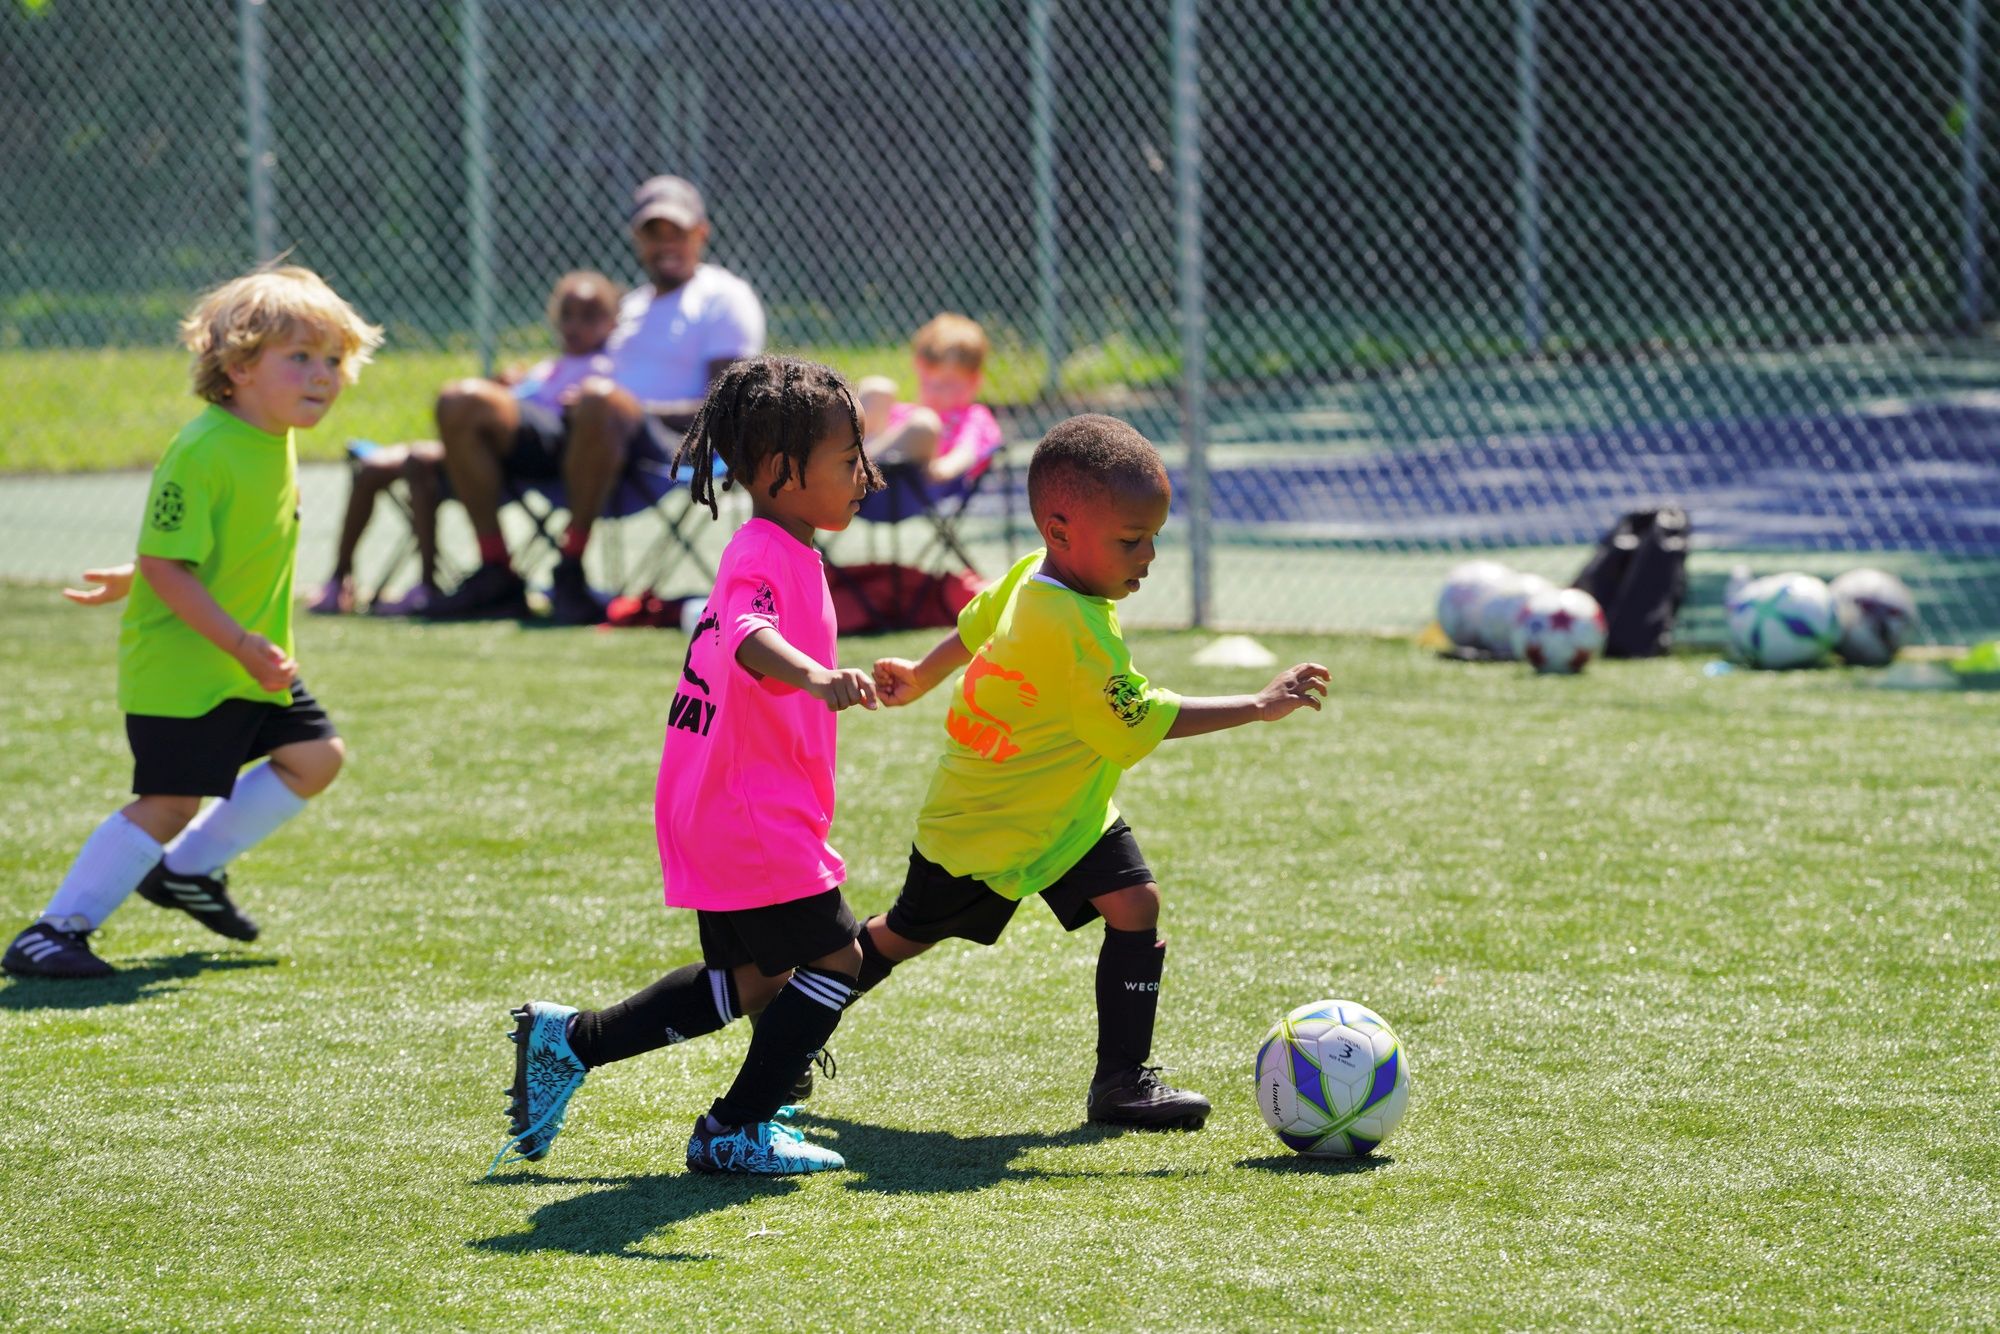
[503, 450, 723, 596]
[826, 436, 1017, 631]
[343, 439, 464, 611]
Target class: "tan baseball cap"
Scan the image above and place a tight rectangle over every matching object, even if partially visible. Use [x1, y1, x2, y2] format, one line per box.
[630, 175, 707, 230]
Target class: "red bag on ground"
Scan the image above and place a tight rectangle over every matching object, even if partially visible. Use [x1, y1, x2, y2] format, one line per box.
[829, 563, 982, 634]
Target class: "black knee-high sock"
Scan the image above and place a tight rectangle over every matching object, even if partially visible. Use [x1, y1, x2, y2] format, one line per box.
[853, 926, 898, 993]
[1095, 926, 1165, 1078]
[710, 966, 854, 1126]
[567, 963, 738, 1068]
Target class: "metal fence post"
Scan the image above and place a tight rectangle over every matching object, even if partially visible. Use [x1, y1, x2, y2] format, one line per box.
[238, 0, 276, 263]
[1173, 0, 1209, 629]
[1030, 0, 1062, 399]
[1961, 0, 1985, 332]
[461, 0, 497, 376]
[1515, 0, 1544, 356]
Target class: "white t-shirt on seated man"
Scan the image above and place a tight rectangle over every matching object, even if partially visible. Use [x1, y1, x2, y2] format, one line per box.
[610, 261, 766, 412]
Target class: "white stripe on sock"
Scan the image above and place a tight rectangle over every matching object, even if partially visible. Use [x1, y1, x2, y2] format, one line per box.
[789, 970, 854, 1012]
[707, 968, 735, 1024]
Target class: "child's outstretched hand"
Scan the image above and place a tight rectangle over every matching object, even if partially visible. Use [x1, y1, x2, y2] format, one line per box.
[63, 563, 135, 606]
[873, 657, 924, 707]
[235, 632, 299, 693]
[807, 666, 880, 713]
[1255, 662, 1331, 720]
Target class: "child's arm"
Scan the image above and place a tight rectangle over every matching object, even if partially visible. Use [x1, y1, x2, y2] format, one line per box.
[1164, 662, 1330, 739]
[738, 627, 880, 712]
[873, 631, 975, 707]
[136, 556, 297, 692]
[62, 562, 136, 606]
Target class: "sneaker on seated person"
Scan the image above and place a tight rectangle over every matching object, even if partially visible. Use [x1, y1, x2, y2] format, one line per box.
[422, 562, 529, 622]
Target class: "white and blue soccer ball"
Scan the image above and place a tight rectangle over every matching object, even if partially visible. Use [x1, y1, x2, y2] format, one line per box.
[1436, 560, 1512, 648]
[1830, 568, 1917, 667]
[1255, 999, 1411, 1157]
[1727, 572, 1839, 670]
[1510, 586, 1608, 675]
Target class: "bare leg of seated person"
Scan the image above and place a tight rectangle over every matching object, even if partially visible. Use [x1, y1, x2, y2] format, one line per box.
[545, 378, 640, 627]
[423, 380, 530, 620]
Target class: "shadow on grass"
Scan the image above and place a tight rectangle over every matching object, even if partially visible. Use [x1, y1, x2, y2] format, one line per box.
[468, 1114, 1185, 1260]
[1235, 1152, 1394, 1174]
[0, 953, 277, 1010]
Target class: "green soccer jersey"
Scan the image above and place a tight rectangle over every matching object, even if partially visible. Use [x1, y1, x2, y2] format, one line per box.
[914, 550, 1181, 898]
[118, 404, 300, 718]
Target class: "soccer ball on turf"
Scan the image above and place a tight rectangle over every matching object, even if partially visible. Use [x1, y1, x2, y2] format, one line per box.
[1436, 560, 1511, 648]
[1510, 586, 1608, 674]
[1727, 572, 1839, 669]
[1830, 568, 1917, 667]
[1255, 999, 1411, 1157]
[1474, 571, 1555, 659]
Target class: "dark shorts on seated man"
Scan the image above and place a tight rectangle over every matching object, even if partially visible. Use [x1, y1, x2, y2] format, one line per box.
[505, 401, 677, 483]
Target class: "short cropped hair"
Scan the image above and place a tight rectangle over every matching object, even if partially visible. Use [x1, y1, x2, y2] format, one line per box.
[546, 269, 623, 324]
[180, 266, 384, 404]
[1027, 414, 1167, 526]
[911, 312, 988, 372]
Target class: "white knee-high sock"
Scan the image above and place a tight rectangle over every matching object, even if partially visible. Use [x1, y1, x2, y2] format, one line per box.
[162, 761, 308, 877]
[42, 812, 164, 929]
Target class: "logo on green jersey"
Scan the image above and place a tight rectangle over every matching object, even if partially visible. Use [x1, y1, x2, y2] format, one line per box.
[150, 483, 186, 532]
[1104, 674, 1150, 727]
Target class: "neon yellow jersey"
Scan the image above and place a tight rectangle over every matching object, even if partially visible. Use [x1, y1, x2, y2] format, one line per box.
[913, 550, 1181, 898]
[118, 405, 299, 717]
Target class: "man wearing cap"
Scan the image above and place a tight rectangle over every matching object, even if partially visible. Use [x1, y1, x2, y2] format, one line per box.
[426, 175, 767, 624]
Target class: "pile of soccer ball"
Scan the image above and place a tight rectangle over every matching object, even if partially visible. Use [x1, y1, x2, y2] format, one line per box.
[1436, 560, 1608, 675]
[1726, 568, 1917, 669]
[1255, 999, 1412, 1158]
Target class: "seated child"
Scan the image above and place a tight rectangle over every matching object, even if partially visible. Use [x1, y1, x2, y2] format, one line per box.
[490, 356, 889, 1177]
[307, 269, 621, 616]
[855, 312, 1003, 486]
[854, 414, 1331, 1128]
[4, 266, 382, 978]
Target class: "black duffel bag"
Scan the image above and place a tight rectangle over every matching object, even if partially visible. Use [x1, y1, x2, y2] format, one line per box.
[1571, 507, 1690, 658]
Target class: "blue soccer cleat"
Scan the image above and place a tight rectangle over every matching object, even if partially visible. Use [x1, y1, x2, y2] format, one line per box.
[487, 1001, 586, 1175]
[685, 1117, 845, 1175]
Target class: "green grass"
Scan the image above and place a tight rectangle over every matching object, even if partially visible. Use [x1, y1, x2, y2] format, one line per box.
[1, 587, 1995, 1329]
[0, 335, 1176, 475]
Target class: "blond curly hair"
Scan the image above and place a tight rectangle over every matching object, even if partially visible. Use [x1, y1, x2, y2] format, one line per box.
[180, 266, 384, 404]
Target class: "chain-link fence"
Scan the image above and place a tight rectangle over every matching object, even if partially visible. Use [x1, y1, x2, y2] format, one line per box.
[6, 0, 1999, 642]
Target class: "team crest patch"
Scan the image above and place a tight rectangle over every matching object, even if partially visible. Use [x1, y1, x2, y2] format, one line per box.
[1104, 674, 1150, 727]
[150, 483, 186, 532]
[751, 583, 777, 616]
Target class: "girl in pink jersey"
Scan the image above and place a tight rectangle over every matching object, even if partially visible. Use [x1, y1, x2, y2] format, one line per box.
[491, 356, 885, 1177]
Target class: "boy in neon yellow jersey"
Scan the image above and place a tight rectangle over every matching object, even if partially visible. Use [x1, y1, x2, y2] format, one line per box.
[860, 414, 1330, 1127]
[4, 267, 382, 978]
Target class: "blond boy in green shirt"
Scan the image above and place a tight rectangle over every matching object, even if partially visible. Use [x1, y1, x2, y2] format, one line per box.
[857, 414, 1330, 1127]
[5, 268, 382, 979]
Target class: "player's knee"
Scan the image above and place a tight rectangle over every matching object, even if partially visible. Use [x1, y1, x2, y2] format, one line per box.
[817, 937, 864, 981]
[273, 737, 344, 797]
[1096, 881, 1161, 931]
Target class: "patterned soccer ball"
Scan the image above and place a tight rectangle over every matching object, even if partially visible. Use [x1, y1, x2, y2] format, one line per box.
[1436, 560, 1511, 648]
[1830, 568, 1917, 667]
[1727, 572, 1839, 669]
[1474, 571, 1555, 659]
[1510, 586, 1608, 674]
[1255, 999, 1411, 1158]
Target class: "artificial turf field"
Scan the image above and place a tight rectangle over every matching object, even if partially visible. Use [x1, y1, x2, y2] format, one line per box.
[0, 584, 1993, 1330]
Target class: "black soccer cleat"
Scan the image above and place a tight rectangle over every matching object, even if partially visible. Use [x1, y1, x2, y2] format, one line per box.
[787, 1046, 836, 1104]
[135, 863, 260, 941]
[3, 919, 115, 979]
[1087, 1065, 1211, 1131]
[548, 560, 609, 627]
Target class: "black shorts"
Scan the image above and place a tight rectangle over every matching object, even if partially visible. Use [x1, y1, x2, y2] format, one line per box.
[508, 401, 678, 482]
[697, 888, 860, 977]
[126, 681, 339, 798]
[883, 819, 1156, 947]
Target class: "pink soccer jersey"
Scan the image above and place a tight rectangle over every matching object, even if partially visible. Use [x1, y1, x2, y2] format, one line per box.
[655, 518, 846, 910]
